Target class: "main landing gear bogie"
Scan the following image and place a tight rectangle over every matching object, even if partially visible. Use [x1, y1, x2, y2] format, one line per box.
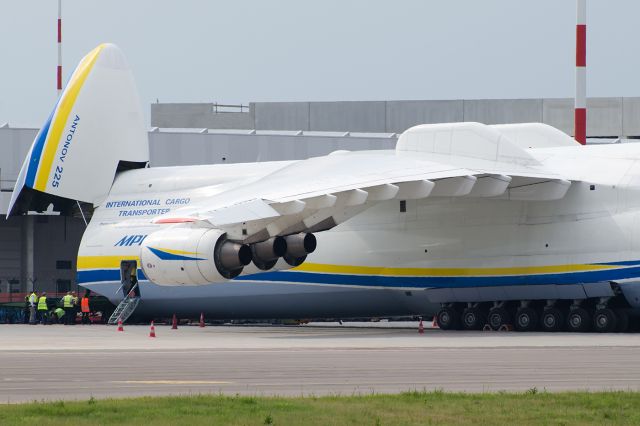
[434, 298, 635, 333]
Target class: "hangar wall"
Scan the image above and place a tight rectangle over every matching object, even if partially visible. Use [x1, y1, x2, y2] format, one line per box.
[151, 97, 640, 138]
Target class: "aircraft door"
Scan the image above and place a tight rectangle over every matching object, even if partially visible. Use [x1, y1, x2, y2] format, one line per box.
[120, 260, 141, 298]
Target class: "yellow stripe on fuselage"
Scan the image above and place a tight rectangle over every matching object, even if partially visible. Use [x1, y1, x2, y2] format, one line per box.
[294, 262, 616, 277]
[153, 248, 200, 256]
[34, 44, 106, 192]
[77, 255, 621, 278]
[78, 255, 140, 270]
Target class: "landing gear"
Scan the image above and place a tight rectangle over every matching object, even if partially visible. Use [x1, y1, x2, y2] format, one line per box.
[514, 307, 538, 332]
[487, 307, 510, 331]
[436, 306, 461, 330]
[432, 295, 636, 333]
[593, 308, 617, 333]
[461, 306, 486, 330]
[567, 306, 591, 332]
[540, 307, 564, 332]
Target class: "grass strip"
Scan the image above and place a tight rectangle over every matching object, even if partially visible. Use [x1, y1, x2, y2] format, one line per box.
[1, 390, 639, 425]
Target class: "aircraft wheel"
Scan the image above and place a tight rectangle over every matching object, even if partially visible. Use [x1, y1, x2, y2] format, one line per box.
[615, 309, 630, 333]
[437, 307, 461, 330]
[540, 307, 564, 332]
[593, 308, 618, 333]
[461, 307, 486, 330]
[567, 307, 591, 332]
[487, 307, 510, 331]
[514, 307, 538, 332]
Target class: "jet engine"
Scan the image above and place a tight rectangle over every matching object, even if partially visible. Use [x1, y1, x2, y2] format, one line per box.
[283, 233, 317, 266]
[251, 233, 317, 269]
[251, 236, 288, 270]
[240, 232, 318, 276]
[140, 227, 252, 285]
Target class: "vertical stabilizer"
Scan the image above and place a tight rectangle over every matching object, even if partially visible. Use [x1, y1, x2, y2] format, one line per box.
[8, 43, 149, 216]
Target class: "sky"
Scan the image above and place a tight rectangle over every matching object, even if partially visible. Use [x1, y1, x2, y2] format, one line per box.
[1, 0, 639, 127]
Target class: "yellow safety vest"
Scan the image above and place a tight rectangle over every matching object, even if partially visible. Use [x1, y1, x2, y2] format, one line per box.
[62, 295, 73, 308]
[29, 293, 37, 305]
[37, 296, 47, 311]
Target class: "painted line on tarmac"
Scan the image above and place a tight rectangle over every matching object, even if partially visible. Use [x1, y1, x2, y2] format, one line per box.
[113, 380, 232, 385]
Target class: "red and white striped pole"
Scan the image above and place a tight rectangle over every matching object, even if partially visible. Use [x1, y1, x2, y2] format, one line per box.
[574, 0, 586, 145]
[57, 0, 62, 97]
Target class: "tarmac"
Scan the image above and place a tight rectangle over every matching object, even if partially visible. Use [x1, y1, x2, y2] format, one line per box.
[1, 322, 640, 403]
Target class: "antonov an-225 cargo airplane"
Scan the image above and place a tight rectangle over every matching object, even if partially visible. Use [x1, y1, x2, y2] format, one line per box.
[9, 44, 640, 332]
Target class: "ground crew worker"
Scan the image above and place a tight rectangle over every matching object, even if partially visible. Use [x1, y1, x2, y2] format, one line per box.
[28, 291, 38, 324]
[72, 291, 79, 325]
[52, 307, 65, 324]
[80, 291, 91, 325]
[62, 292, 75, 325]
[129, 271, 139, 297]
[37, 292, 48, 325]
[23, 294, 30, 324]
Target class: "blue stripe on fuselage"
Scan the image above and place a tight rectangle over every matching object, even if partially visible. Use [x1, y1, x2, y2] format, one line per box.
[77, 265, 640, 287]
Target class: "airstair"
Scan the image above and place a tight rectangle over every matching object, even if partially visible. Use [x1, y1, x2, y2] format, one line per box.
[107, 294, 141, 325]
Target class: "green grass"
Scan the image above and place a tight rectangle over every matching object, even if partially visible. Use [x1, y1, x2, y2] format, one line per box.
[1, 391, 640, 425]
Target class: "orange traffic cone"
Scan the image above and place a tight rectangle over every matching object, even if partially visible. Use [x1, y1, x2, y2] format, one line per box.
[199, 312, 205, 328]
[418, 318, 424, 334]
[117, 320, 124, 332]
[171, 314, 178, 330]
[149, 321, 156, 338]
[432, 316, 439, 329]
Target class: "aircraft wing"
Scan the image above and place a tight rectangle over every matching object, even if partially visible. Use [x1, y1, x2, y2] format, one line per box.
[156, 122, 575, 242]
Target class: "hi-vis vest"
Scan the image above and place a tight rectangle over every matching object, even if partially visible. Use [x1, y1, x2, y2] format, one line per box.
[81, 297, 90, 313]
[37, 296, 47, 310]
[29, 293, 37, 306]
[62, 295, 73, 308]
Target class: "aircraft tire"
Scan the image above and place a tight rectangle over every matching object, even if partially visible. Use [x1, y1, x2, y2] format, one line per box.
[567, 307, 591, 332]
[593, 308, 618, 333]
[437, 307, 461, 330]
[487, 307, 510, 331]
[615, 309, 630, 333]
[514, 307, 538, 332]
[540, 307, 564, 332]
[461, 307, 486, 330]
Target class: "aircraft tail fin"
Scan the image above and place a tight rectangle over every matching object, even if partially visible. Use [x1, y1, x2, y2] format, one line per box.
[8, 43, 149, 216]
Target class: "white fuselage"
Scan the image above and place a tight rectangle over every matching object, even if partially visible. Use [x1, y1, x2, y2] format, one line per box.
[77, 143, 640, 312]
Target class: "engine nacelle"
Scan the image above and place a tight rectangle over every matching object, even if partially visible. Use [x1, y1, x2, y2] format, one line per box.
[240, 232, 318, 276]
[140, 227, 252, 286]
[251, 236, 288, 270]
[283, 233, 317, 266]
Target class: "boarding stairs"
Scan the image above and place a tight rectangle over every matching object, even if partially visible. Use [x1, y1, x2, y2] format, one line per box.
[107, 286, 141, 325]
